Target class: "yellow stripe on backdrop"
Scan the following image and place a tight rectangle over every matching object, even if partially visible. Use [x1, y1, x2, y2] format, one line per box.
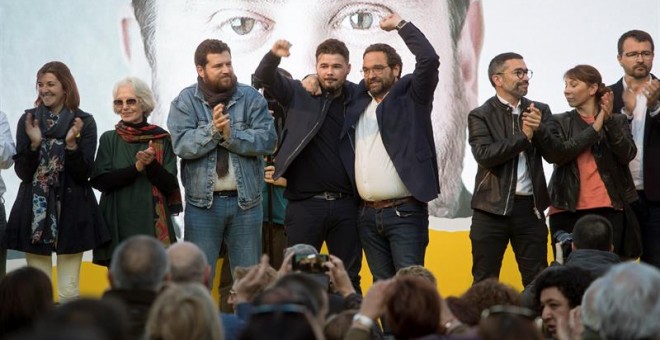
[73, 229, 552, 302]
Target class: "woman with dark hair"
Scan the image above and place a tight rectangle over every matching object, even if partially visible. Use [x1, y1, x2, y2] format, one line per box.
[0, 266, 54, 337]
[91, 77, 181, 266]
[543, 64, 638, 258]
[4, 61, 109, 301]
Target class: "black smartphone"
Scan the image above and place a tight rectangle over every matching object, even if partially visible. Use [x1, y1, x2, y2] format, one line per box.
[292, 254, 330, 273]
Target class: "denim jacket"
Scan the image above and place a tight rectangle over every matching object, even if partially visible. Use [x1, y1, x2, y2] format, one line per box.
[167, 82, 277, 210]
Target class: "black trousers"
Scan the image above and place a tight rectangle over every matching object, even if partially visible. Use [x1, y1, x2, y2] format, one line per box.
[285, 197, 362, 293]
[470, 196, 548, 287]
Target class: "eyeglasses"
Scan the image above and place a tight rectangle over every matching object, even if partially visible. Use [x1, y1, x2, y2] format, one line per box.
[360, 65, 390, 76]
[623, 51, 654, 59]
[113, 98, 139, 108]
[496, 69, 533, 80]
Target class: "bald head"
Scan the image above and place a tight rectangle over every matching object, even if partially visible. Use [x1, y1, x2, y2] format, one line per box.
[167, 242, 211, 286]
[109, 235, 169, 291]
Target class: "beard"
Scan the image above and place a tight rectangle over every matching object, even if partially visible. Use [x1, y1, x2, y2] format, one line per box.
[209, 73, 238, 92]
[630, 64, 650, 79]
[367, 77, 394, 98]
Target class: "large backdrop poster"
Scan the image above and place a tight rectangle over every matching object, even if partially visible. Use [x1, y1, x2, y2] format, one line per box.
[1, 0, 659, 232]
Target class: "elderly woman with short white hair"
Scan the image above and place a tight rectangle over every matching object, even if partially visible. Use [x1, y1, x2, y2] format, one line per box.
[91, 76, 181, 266]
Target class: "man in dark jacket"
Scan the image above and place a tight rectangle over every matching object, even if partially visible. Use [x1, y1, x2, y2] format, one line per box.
[345, 13, 440, 280]
[254, 38, 362, 291]
[102, 235, 169, 340]
[467, 52, 552, 286]
[521, 214, 620, 310]
[610, 29, 660, 268]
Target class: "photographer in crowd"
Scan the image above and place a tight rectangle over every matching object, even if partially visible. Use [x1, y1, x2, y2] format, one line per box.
[522, 214, 620, 308]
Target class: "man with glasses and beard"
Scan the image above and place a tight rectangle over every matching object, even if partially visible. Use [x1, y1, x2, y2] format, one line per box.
[347, 13, 440, 281]
[610, 30, 660, 268]
[468, 52, 552, 286]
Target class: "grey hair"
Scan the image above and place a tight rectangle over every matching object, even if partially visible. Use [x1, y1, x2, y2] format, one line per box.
[284, 243, 319, 259]
[113, 76, 156, 117]
[167, 242, 209, 284]
[590, 262, 660, 339]
[110, 235, 169, 291]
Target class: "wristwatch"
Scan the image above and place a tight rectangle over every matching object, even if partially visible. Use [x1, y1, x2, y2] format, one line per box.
[396, 20, 408, 30]
[352, 313, 374, 328]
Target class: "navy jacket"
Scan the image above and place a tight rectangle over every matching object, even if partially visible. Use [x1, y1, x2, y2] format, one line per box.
[610, 74, 660, 201]
[254, 53, 357, 193]
[345, 22, 441, 203]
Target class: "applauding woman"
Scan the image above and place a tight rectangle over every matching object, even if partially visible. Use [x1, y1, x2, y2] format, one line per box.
[4, 61, 109, 301]
[543, 65, 638, 258]
[91, 77, 181, 266]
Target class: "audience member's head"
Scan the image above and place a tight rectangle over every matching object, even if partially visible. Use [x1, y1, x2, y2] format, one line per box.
[385, 276, 441, 339]
[0, 266, 54, 337]
[167, 241, 211, 286]
[257, 273, 329, 324]
[145, 283, 224, 340]
[109, 235, 169, 291]
[323, 309, 357, 340]
[36, 298, 128, 340]
[396, 265, 438, 286]
[446, 278, 521, 327]
[587, 262, 660, 339]
[534, 266, 592, 339]
[572, 214, 614, 252]
[580, 276, 605, 339]
[478, 305, 543, 340]
[239, 303, 323, 340]
[284, 243, 318, 260]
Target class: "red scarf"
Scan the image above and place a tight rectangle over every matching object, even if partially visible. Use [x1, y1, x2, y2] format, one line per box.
[116, 121, 182, 245]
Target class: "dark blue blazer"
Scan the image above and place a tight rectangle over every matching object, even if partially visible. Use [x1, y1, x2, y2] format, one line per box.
[610, 74, 660, 200]
[343, 23, 440, 202]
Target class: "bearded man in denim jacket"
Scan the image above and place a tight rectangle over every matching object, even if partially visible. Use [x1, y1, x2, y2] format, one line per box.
[168, 39, 277, 284]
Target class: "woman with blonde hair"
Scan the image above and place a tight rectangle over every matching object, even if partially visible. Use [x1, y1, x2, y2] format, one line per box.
[146, 283, 224, 340]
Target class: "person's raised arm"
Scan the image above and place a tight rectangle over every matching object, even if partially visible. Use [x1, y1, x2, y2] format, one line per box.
[254, 40, 297, 106]
[383, 13, 439, 106]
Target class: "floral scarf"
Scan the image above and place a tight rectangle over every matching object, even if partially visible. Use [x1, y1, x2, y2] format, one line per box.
[30, 105, 74, 245]
[116, 121, 183, 245]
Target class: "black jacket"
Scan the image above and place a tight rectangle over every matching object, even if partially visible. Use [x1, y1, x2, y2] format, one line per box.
[254, 52, 357, 192]
[344, 22, 440, 203]
[3, 108, 109, 255]
[468, 96, 552, 216]
[542, 111, 637, 211]
[610, 74, 660, 201]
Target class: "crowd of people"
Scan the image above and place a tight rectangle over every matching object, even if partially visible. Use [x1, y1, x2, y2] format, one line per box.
[0, 7, 659, 340]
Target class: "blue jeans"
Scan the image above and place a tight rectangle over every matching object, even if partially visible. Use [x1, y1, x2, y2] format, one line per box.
[358, 201, 429, 281]
[633, 191, 660, 268]
[184, 196, 262, 284]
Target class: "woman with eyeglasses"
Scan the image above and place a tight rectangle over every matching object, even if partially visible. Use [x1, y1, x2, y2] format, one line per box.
[90, 77, 181, 266]
[4, 61, 110, 301]
[541, 64, 638, 259]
